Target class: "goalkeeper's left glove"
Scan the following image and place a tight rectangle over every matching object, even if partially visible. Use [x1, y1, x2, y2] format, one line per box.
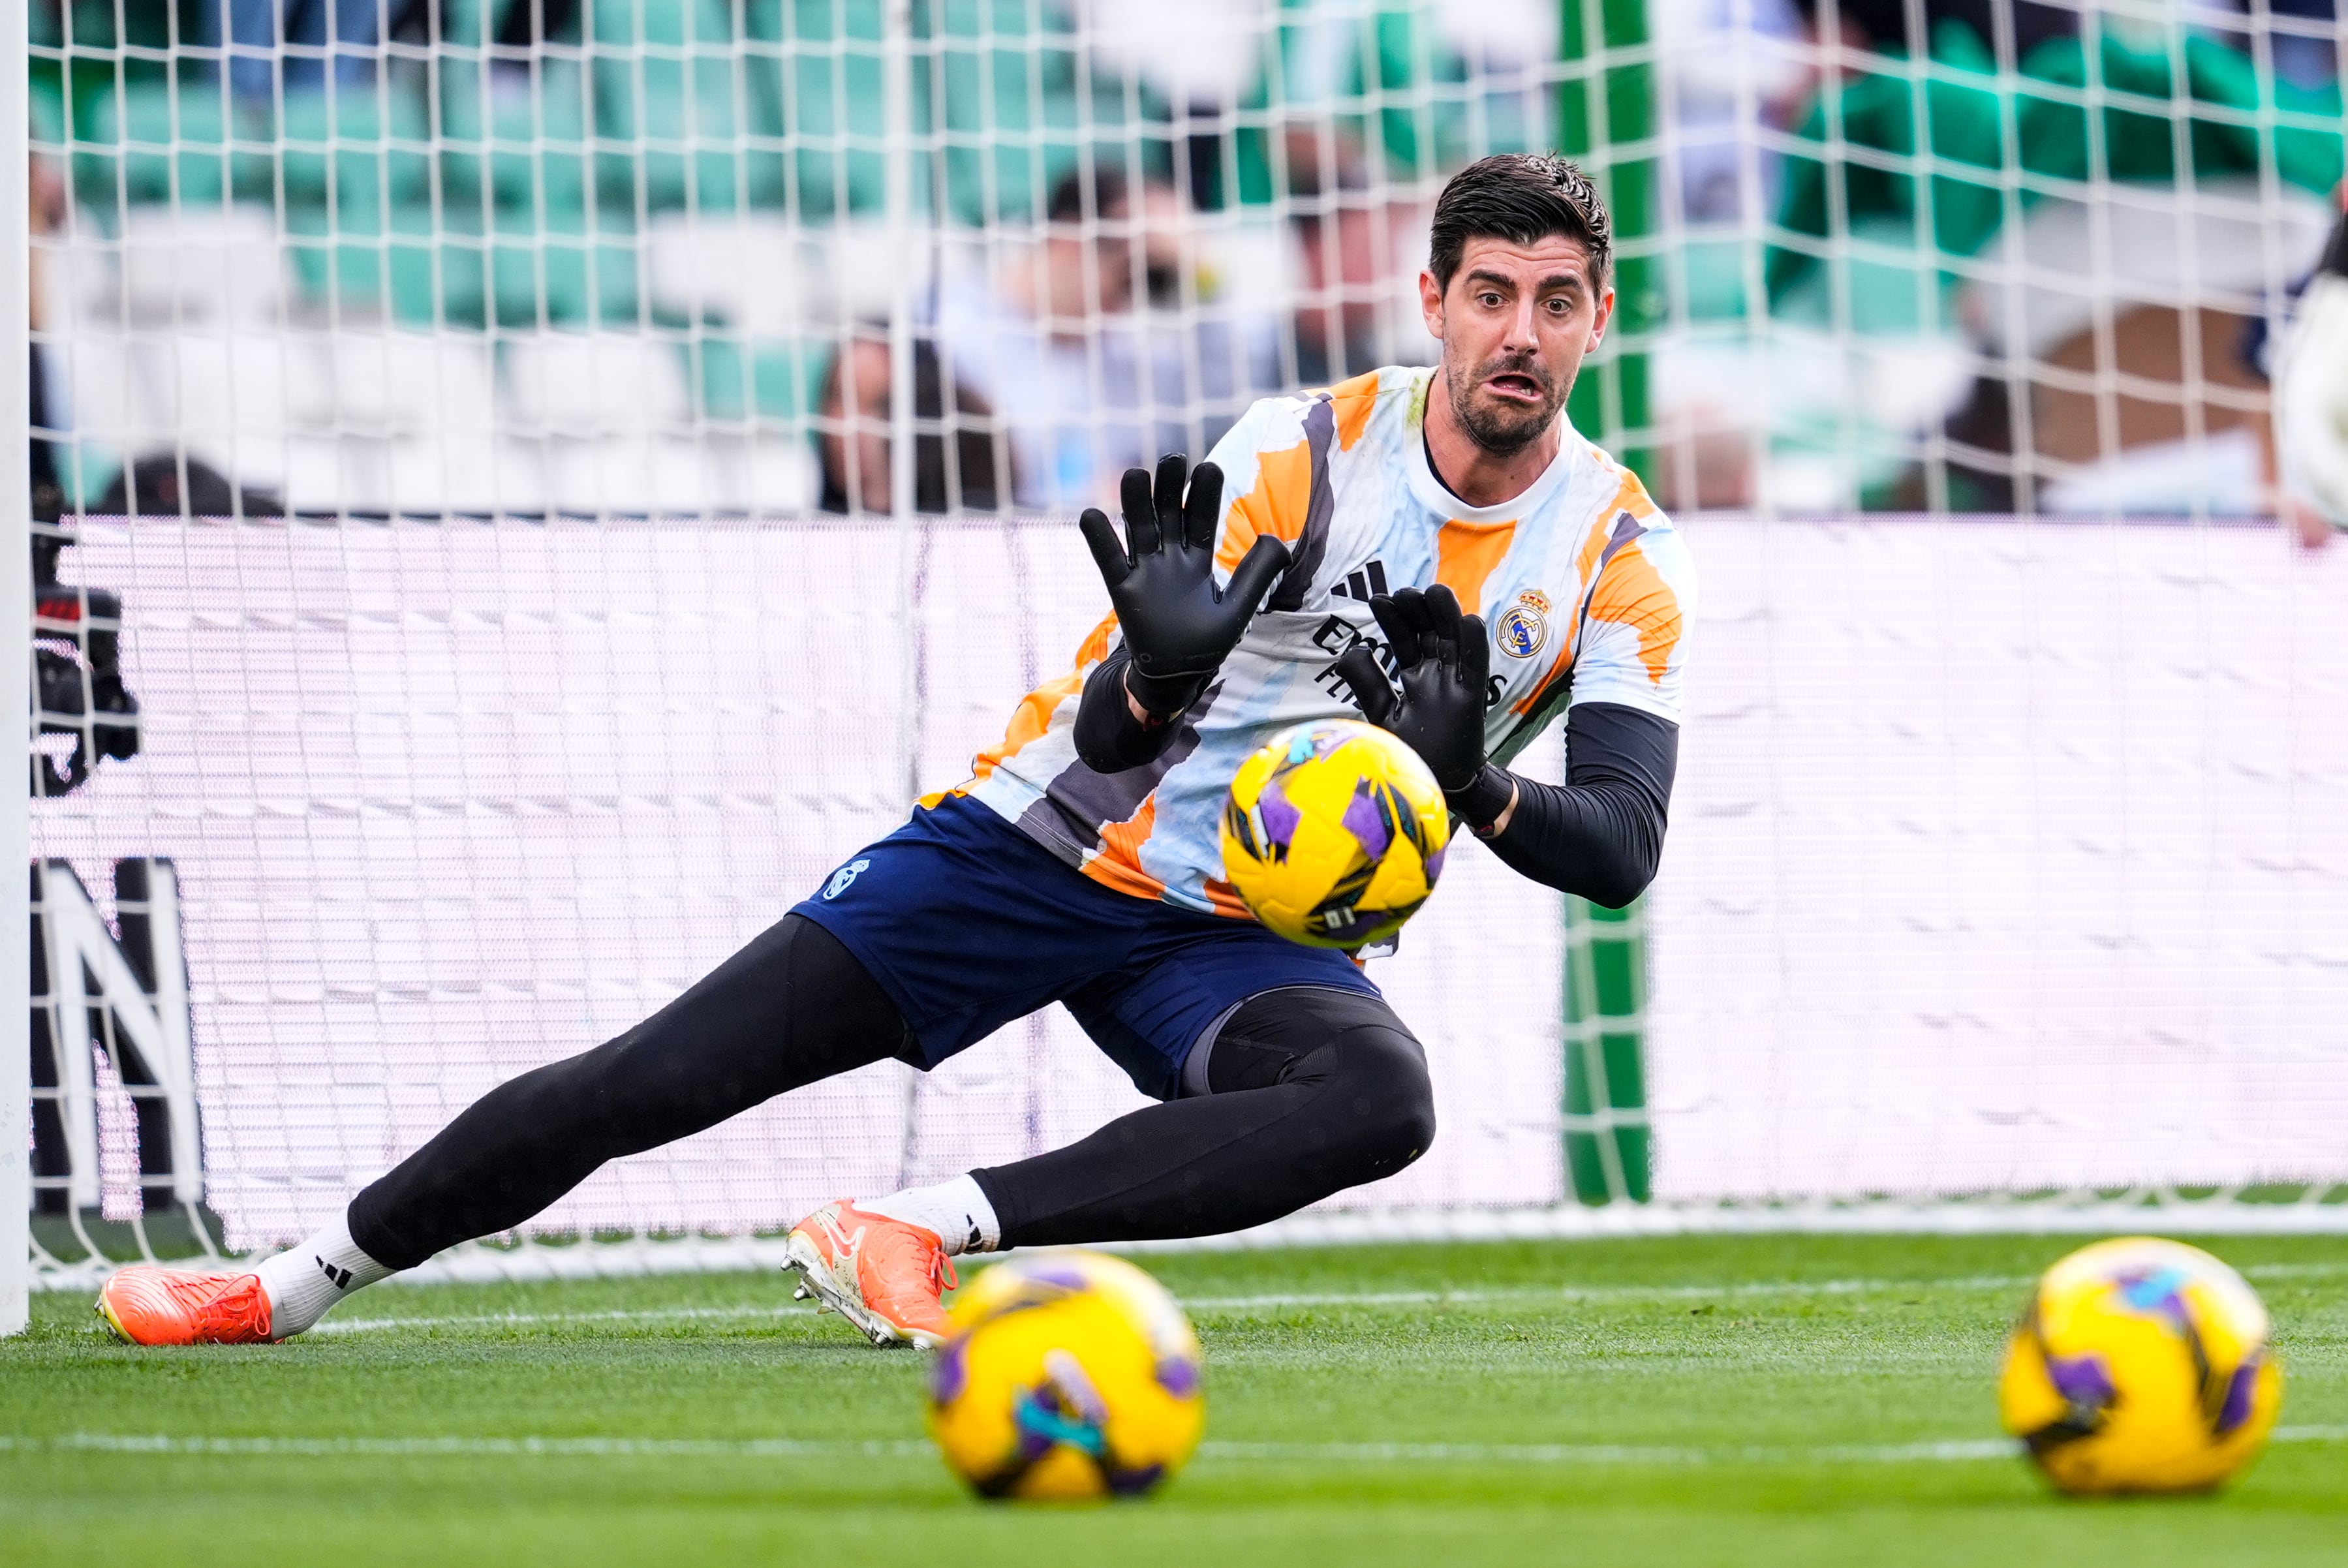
[1333, 584, 1515, 833]
[2275, 211, 2348, 538]
[1079, 454, 1290, 716]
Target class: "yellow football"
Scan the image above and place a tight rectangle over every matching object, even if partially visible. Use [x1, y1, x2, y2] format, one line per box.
[1220, 718, 1451, 949]
[925, 1251, 1204, 1501]
[1999, 1237, 2283, 1495]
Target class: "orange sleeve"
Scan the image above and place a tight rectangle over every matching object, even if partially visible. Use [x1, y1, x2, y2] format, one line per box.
[1214, 437, 1315, 574]
[1585, 542, 1685, 684]
[968, 612, 1118, 784]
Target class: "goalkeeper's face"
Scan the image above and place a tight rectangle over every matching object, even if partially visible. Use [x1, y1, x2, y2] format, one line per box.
[1421, 235, 1613, 457]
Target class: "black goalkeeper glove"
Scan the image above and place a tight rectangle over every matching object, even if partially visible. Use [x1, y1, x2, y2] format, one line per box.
[1333, 584, 1515, 830]
[1080, 454, 1289, 716]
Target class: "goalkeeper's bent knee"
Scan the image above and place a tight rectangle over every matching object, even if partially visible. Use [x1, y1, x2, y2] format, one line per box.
[1206, 987, 1438, 1182]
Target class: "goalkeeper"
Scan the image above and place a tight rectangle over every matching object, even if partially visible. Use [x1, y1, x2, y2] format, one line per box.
[2276, 198, 2348, 546]
[97, 155, 1697, 1349]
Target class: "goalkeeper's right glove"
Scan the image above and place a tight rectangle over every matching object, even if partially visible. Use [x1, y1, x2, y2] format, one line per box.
[2275, 211, 2348, 538]
[1079, 453, 1290, 716]
[1335, 584, 1517, 833]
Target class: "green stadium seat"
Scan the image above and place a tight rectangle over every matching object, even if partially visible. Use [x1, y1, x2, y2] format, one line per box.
[277, 87, 436, 230]
[687, 333, 822, 423]
[285, 202, 491, 330]
[484, 210, 644, 329]
[491, 63, 593, 225]
[63, 77, 271, 213]
[433, 0, 498, 50]
[30, 78, 66, 155]
[740, 0, 888, 219]
[587, 0, 773, 212]
[588, 0, 727, 48]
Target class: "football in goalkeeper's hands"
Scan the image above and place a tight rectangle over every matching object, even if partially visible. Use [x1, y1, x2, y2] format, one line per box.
[1220, 718, 1451, 949]
[927, 1252, 1203, 1501]
[1998, 1237, 2283, 1496]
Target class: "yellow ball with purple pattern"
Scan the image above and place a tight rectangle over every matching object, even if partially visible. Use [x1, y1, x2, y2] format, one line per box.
[1999, 1237, 2283, 1495]
[925, 1252, 1204, 1501]
[1220, 718, 1451, 949]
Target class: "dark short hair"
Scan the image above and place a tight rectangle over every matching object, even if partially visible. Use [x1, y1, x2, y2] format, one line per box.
[1427, 154, 1613, 294]
[1047, 162, 1130, 226]
[816, 331, 1004, 514]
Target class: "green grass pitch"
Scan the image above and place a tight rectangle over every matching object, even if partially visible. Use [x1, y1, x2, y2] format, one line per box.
[5, 1233, 2344, 1565]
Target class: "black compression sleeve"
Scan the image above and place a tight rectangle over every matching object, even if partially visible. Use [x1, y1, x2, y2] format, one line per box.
[1479, 701, 1678, 909]
[973, 987, 1434, 1247]
[1073, 646, 1201, 773]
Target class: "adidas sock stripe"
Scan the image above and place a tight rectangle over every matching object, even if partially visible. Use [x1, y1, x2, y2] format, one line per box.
[862, 1174, 1000, 1257]
[254, 1216, 395, 1336]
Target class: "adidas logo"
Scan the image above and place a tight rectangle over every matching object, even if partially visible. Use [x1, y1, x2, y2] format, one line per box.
[1329, 559, 1391, 604]
[316, 1256, 354, 1291]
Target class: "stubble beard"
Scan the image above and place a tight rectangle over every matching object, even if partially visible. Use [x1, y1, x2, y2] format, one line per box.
[1446, 350, 1568, 457]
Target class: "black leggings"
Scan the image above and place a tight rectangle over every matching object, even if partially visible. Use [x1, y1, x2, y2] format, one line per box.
[974, 987, 1434, 1246]
[347, 914, 1436, 1270]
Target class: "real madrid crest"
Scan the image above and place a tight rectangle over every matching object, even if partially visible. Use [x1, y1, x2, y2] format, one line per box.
[1495, 588, 1549, 658]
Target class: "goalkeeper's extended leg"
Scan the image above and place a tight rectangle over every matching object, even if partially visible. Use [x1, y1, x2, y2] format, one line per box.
[100, 970, 1431, 1347]
[96, 913, 910, 1345]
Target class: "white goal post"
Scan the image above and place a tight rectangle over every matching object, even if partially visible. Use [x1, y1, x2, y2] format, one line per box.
[7, 1, 37, 1337]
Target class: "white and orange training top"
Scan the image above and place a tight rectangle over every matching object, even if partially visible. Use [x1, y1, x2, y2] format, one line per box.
[946, 365, 1699, 917]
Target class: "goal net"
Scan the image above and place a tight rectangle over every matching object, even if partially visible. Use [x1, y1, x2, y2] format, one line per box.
[20, 0, 2348, 1290]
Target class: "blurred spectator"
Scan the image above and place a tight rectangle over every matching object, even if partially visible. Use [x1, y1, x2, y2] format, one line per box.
[814, 331, 1006, 515]
[1652, 0, 1810, 224]
[2269, 192, 2348, 545]
[185, 0, 394, 98]
[2199, 0, 2339, 90]
[934, 164, 1275, 510]
[1791, 0, 2080, 60]
[1282, 129, 1392, 387]
[2263, 0, 2340, 89]
[95, 455, 283, 519]
[1768, 1, 2344, 510]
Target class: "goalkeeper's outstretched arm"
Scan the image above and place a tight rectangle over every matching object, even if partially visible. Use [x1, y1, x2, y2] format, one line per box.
[1476, 702, 1676, 910]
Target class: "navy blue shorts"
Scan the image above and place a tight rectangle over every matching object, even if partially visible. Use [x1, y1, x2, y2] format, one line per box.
[790, 793, 1380, 1101]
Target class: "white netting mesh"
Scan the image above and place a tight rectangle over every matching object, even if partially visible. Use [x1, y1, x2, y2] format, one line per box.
[1652, 515, 2348, 1201]
[30, 515, 1568, 1259]
[27, 510, 2348, 1285]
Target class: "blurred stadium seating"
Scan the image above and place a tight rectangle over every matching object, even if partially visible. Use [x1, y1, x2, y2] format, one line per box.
[23, 0, 2348, 518]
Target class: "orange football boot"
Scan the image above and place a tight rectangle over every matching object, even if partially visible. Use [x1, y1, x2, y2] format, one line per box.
[784, 1200, 957, 1348]
[95, 1265, 277, 1345]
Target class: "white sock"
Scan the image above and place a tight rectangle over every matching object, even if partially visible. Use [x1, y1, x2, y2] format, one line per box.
[253, 1218, 396, 1336]
[863, 1174, 1000, 1257]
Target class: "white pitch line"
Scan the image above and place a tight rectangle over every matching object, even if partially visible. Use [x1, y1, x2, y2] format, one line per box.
[4, 1428, 2343, 1466]
[1179, 1259, 2348, 1308]
[307, 1275, 2033, 1336]
[0, 1434, 935, 1460]
[313, 1304, 797, 1336]
[234, 1259, 2348, 1339]
[1177, 1274, 2044, 1311]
